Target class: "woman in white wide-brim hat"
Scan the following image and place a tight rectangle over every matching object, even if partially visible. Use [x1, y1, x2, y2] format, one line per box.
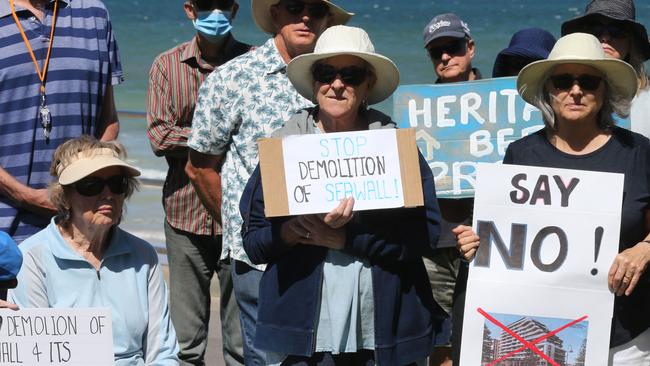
[455, 32, 650, 364]
[240, 25, 447, 366]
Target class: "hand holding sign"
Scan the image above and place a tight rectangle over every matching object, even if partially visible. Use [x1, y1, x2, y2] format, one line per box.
[608, 242, 650, 296]
[296, 215, 345, 250]
[453, 224, 480, 261]
[321, 197, 355, 229]
[280, 198, 354, 249]
[0, 300, 18, 311]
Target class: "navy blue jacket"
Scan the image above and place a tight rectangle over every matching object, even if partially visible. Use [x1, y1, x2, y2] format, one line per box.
[240, 147, 448, 365]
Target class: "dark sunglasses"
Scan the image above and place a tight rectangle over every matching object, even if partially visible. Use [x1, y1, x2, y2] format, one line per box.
[72, 175, 129, 197]
[427, 38, 466, 59]
[312, 64, 369, 86]
[550, 74, 603, 91]
[191, 0, 235, 11]
[281, 0, 329, 19]
[583, 21, 628, 39]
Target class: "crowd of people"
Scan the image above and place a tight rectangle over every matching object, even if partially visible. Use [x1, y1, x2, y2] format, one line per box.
[0, 0, 649, 365]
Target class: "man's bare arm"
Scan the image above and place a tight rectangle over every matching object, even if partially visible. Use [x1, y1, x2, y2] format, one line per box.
[97, 84, 119, 141]
[0, 167, 56, 216]
[186, 149, 224, 223]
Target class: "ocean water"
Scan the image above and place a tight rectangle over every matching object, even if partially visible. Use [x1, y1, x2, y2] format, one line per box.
[107, 0, 650, 245]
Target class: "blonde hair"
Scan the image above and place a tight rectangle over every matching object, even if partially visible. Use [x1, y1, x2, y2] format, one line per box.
[49, 135, 139, 224]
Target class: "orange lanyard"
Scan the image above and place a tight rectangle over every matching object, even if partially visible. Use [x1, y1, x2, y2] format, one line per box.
[9, 0, 58, 95]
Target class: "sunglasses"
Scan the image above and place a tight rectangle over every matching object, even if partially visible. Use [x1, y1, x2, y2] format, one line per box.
[72, 175, 129, 197]
[427, 38, 466, 59]
[583, 22, 628, 39]
[550, 74, 603, 91]
[192, 0, 235, 11]
[281, 0, 329, 19]
[312, 64, 369, 86]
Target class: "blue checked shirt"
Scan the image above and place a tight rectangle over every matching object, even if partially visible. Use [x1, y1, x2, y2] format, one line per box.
[0, 0, 123, 242]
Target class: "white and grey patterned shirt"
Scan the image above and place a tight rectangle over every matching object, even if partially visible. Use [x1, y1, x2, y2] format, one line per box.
[188, 38, 312, 270]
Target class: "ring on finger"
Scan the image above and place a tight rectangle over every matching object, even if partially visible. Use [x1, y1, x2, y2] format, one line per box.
[305, 231, 311, 239]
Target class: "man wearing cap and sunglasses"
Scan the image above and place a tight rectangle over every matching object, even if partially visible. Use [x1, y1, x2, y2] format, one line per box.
[421, 12, 482, 366]
[186, 0, 353, 364]
[146, 0, 251, 364]
[423, 13, 481, 84]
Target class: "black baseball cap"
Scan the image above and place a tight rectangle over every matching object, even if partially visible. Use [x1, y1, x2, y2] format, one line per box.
[423, 13, 471, 48]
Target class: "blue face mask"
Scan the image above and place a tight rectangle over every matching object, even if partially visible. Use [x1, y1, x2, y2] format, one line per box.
[193, 9, 232, 43]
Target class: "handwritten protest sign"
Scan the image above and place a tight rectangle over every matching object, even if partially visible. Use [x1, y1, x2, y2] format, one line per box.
[460, 163, 623, 366]
[0, 308, 112, 365]
[393, 77, 631, 198]
[257, 129, 423, 217]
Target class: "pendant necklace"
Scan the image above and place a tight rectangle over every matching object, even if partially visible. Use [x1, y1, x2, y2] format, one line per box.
[9, 0, 59, 141]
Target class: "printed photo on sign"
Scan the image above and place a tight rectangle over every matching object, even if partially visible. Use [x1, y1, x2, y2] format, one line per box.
[393, 77, 631, 198]
[480, 311, 589, 366]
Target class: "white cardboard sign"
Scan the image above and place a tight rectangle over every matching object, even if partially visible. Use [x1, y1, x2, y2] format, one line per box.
[460, 163, 624, 366]
[282, 129, 404, 214]
[258, 129, 425, 217]
[0, 308, 113, 365]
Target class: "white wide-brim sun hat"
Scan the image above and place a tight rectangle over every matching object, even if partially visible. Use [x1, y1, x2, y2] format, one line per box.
[287, 25, 400, 105]
[517, 32, 638, 106]
[57, 147, 141, 185]
[252, 0, 353, 34]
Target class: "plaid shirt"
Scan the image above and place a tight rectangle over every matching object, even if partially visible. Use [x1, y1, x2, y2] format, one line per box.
[146, 35, 250, 235]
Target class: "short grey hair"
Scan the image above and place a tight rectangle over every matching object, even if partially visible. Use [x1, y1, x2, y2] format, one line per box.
[531, 67, 631, 131]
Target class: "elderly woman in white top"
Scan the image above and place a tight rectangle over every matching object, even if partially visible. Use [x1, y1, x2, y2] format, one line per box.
[11, 135, 179, 365]
[240, 26, 447, 366]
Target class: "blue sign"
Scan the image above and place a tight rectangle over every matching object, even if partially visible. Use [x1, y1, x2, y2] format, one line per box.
[393, 77, 630, 198]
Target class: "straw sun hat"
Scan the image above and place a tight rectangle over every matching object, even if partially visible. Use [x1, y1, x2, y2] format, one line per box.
[251, 0, 353, 34]
[516, 32, 638, 105]
[287, 25, 400, 105]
